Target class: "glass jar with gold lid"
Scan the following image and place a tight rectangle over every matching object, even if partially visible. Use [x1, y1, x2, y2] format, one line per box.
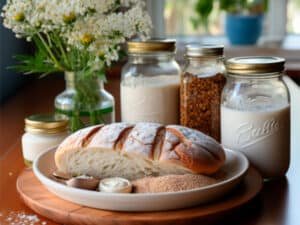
[121, 39, 181, 124]
[22, 114, 69, 167]
[221, 56, 290, 178]
[180, 44, 226, 142]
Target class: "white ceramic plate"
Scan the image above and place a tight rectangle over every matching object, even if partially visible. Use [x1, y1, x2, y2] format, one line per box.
[33, 148, 249, 212]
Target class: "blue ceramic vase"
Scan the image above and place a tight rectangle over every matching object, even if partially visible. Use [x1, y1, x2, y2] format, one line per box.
[225, 14, 263, 45]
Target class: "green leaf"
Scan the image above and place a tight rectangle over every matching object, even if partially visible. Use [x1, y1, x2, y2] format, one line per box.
[70, 114, 85, 132]
[8, 33, 63, 75]
[263, 0, 269, 12]
[190, 17, 201, 29]
[9, 51, 59, 75]
[193, 0, 213, 31]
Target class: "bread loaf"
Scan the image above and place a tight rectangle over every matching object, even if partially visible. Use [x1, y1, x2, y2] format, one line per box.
[55, 122, 225, 180]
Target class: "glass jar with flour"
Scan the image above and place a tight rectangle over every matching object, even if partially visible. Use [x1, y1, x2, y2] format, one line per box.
[221, 56, 290, 178]
[121, 39, 181, 124]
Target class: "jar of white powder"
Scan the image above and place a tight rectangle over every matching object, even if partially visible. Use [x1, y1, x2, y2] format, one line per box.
[221, 56, 290, 179]
[121, 39, 181, 124]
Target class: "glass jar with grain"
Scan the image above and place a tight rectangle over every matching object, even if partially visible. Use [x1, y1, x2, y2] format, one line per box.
[180, 45, 226, 141]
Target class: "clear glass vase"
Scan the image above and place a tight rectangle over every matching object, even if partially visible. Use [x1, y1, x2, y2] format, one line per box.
[55, 71, 115, 131]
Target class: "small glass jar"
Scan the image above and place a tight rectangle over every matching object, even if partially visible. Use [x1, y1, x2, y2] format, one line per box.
[22, 114, 69, 167]
[221, 56, 290, 178]
[55, 71, 115, 131]
[121, 39, 181, 124]
[180, 45, 226, 141]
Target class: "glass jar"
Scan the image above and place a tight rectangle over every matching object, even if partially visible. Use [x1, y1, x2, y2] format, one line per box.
[121, 39, 181, 124]
[55, 71, 115, 131]
[180, 45, 226, 141]
[22, 114, 69, 167]
[221, 56, 290, 178]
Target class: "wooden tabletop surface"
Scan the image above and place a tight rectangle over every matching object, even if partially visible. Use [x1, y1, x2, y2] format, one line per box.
[0, 74, 299, 225]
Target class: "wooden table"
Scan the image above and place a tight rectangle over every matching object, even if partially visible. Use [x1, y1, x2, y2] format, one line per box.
[0, 74, 299, 225]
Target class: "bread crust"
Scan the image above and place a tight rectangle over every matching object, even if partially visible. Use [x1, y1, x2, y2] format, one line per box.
[55, 123, 225, 177]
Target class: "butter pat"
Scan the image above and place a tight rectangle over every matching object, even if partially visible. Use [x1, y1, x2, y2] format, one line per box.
[99, 177, 132, 193]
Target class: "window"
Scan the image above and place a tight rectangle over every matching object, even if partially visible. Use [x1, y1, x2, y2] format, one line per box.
[164, 0, 223, 36]
[287, 0, 300, 34]
[147, 0, 300, 39]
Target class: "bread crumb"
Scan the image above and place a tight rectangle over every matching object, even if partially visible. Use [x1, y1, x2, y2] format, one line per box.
[133, 174, 218, 193]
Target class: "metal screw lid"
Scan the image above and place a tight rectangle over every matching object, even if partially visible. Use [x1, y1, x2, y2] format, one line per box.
[127, 39, 176, 53]
[185, 44, 224, 57]
[25, 114, 69, 134]
[226, 56, 285, 75]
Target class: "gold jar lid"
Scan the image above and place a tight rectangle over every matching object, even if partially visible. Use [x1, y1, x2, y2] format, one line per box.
[226, 56, 285, 75]
[25, 114, 69, 134]
[127, 39, 176, 53]
[185, 44, 224, 57]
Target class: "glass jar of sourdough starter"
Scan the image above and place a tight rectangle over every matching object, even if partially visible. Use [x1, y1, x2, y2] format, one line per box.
[121, 39, 181, 124]
[22, 114, 69, 167]
[221, 56, 290, 178]
[180, 45, 226, 141]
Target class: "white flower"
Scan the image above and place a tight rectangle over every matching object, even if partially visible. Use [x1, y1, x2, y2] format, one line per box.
[62, 1, 152, 65]
[1, 0, 152, 69]
[2, 0, 34, 36]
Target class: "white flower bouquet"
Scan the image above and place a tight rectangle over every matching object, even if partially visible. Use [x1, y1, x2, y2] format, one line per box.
[1, 0, 152, 130]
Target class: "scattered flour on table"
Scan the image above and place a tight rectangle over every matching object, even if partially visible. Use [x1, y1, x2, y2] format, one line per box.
[3, 211, 47, 225]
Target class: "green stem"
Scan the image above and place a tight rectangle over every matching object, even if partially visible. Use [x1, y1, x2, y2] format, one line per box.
[53, 32, 70, 68]
[37, 33, 63, 71]
[74, 73, 101, 126]
[45, 33, 61, 60]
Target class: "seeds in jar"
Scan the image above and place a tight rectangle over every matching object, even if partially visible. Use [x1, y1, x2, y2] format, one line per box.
[180, 72, 225, 141]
